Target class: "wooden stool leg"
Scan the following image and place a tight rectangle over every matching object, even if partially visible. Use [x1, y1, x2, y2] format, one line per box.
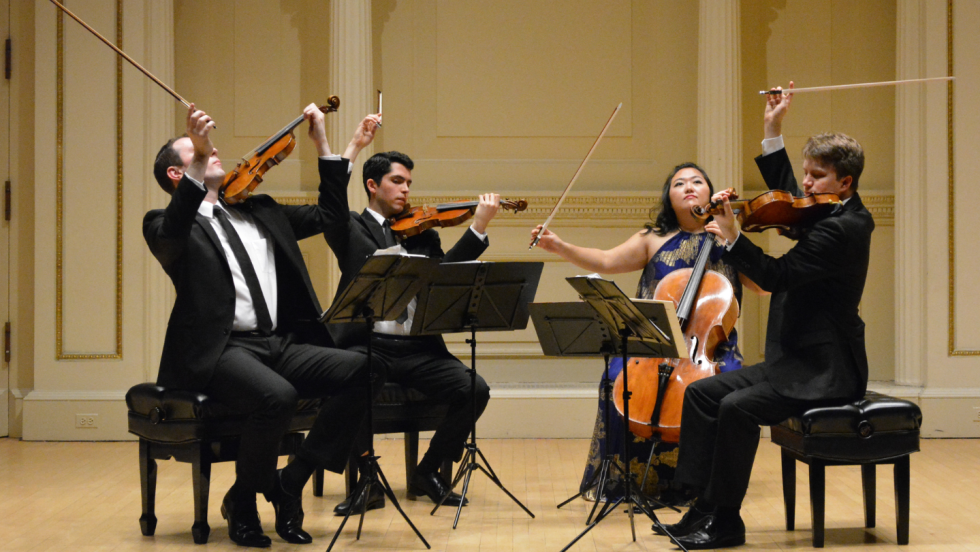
[808, 461, 826, 548]
[861, 464, 877, 528]
[781, 449, 796, 531]
[138, 439, 158, 536]
[894, 455, 910, 545]
[191, 443, 211, 545]
[405, 430, 420, 498]
[313, 467, 324, 497]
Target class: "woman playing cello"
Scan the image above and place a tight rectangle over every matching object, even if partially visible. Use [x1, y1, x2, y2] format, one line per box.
[530, 162, 763, 504]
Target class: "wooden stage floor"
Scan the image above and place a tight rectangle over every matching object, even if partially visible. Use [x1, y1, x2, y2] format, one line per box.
[0, 437, 977, 551]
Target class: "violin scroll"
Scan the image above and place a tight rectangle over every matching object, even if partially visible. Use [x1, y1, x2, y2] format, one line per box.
[502, 199, 528, 213]
[321, 95, 341, 114]
[691, 188, 738, 220]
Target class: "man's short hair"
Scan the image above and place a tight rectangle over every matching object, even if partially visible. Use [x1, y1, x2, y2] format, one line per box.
[153, 136, 185, 195]
[362, 151, 414, 198]
[802, 133, 865, 190]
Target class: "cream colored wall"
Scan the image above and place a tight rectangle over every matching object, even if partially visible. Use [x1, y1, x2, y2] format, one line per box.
[21, 0, 175, 440]
[738, 0, 897, 380]
[7, 0, 979, 440]
[916, 0, 980, 436]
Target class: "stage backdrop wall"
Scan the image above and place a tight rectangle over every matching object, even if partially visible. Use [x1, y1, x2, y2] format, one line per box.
[7, 0, 978, 440]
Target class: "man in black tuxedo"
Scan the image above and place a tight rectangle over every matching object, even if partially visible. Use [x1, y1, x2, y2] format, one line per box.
[144, 104, 370, 547]
[317, 113, 501, 514]
[660, 85, 875, 549]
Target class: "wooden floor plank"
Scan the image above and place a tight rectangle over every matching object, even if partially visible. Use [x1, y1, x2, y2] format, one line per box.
[0, 437, 977, 551]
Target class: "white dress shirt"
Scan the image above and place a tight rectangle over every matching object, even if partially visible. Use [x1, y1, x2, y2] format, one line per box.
[186, 175, 278, 331]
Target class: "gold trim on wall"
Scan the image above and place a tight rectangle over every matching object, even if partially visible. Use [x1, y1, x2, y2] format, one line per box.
[947, 0, 977, 356]
[55, 1, 124, 360]
[272, 193, 660, 228]
[272, 192, 895, 228]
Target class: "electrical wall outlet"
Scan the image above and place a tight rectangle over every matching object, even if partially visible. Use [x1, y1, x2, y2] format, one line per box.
[75, 414, 99, 428]
[974, 407, 980, 424]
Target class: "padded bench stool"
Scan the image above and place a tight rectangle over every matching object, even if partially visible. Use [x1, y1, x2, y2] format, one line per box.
[345, 382, 453, 497]
[770, 391, 922, 547]
[126, 383, 323, 544]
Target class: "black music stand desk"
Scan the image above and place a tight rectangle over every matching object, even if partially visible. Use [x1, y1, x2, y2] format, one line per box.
[553, 276, 689, 552]
[529, 300, 684, 523]
[319, 253, 439, 551]
[410, 261, 543, 528]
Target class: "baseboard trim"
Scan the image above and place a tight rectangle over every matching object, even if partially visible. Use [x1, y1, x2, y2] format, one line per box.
[15, 382, 980, 440]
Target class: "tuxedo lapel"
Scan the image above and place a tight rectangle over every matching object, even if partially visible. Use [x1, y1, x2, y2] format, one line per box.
[196, 214, 226, 260]
[247, 202, 320, 307]
[359, 209, 388, 248]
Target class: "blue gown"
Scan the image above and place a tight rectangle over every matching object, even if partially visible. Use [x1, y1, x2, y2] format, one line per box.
[579, 231, 743, 502]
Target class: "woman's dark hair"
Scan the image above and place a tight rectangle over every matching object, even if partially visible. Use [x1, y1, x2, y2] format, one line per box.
[644, 162, 714, 236]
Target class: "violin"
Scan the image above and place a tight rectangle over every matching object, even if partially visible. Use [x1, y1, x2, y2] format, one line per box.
[692, 188, 842, 235]
[612, 235, 738, 442]
[390, 198, 528, 238]
[220, 97, 341, 205]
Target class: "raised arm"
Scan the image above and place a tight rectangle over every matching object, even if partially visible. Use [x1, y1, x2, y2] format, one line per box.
[343, 113, 383, 164]
[143, 105, 214, 268]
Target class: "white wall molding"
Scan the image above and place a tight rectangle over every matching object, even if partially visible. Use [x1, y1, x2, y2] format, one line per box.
[894, 0, 929, 385]
[21, 390, 128, 402]
[141, 0, 176, 383]
[697, 0, 742, 192]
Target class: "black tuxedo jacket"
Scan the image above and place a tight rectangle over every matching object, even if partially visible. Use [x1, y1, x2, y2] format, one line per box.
[723, 148, 875, 401]
[144, 171, 333, 391]
[319, 159, 488, 348]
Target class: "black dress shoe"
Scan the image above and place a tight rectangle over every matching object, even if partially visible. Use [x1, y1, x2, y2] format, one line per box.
[221, 491, 272, 548]
[333, 483, 385, 516]
[408, 470, 468, 506]
[653, 503, 712, 537]
[266, 470, 312, 544]
[675, 512, 746, 550]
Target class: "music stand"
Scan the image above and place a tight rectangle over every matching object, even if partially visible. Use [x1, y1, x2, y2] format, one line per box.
[529, 301, 682, 526]
[410, 261, 543, 528]
[318, 254, 440, 552]
[555, 276, 690, 552]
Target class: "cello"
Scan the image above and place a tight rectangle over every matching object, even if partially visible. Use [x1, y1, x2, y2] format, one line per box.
[611, 233, 738, 442]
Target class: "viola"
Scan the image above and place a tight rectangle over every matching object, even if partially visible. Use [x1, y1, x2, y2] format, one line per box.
[389, 198, 528, 238]
[692, 188, 842, 236]
[220, 97, 341, 205]
[612, 235, 738, 442]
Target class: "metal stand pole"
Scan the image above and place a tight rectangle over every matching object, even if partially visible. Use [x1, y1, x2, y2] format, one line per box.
[430, 323, 535, 528]
[327, 309, 430, 551]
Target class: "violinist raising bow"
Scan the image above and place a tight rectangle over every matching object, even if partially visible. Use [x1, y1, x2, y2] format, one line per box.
[661, 84, 875, 550]
[531, 163, 765, 505]
[317, 113, 503, 515]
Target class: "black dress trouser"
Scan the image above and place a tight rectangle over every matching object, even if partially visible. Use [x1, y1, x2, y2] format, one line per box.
[349, 334, 491, 465]
[203, 333, 370, 495]
[673, 363, 820, 509]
